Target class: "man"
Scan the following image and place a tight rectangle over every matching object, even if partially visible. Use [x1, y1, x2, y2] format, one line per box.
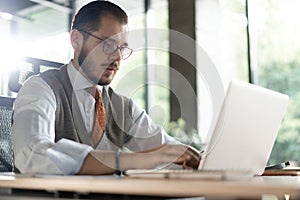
[12, 1, 200, 175]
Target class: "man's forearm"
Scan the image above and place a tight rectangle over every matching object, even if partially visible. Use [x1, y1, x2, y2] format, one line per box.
[78, 144, 200, 175]
[77, 151, 115, 175]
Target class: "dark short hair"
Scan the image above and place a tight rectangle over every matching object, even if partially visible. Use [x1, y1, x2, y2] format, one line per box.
[71, 1, 128, 32]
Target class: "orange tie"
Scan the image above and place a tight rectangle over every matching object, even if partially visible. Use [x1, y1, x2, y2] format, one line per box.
[87, 87, 106, 146]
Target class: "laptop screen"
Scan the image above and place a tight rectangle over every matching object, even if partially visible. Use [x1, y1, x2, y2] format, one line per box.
[199, 80, 289, 176]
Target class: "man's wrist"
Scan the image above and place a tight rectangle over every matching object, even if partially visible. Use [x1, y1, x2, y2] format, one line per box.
[115, 148, 122, 176]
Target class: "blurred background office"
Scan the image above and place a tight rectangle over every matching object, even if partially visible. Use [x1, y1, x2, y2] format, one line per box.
[0, 0, 299, 166]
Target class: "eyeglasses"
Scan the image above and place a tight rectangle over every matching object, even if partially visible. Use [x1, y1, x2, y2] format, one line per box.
[78, 29, 133, 60]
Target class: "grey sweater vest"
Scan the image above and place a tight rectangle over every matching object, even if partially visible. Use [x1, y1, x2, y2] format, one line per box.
[40, 65, 133, 148]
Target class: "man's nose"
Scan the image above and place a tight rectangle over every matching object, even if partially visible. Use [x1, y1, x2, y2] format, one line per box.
[108, 48, 122, 61]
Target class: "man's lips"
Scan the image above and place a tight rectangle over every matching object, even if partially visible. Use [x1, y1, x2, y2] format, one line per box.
[102, 62, 119, 72]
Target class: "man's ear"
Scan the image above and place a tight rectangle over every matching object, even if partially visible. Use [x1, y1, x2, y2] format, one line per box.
[70, 29, 83, 51]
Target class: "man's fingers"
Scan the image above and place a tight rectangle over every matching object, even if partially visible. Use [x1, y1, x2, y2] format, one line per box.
[140, 144, 201, 169]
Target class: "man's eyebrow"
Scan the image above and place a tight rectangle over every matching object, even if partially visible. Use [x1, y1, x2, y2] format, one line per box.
[104, 37, 129, 47]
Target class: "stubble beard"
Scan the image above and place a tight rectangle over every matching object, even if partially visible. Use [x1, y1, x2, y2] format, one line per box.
[78, 47, 114, 86]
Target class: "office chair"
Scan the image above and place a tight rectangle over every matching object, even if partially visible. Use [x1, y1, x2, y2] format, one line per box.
[3, 57, 62, 172]
[0, 96, 15, 172]
[9, 57, 63, 93]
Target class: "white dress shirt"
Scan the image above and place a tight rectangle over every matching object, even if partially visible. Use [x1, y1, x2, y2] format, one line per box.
[12, 61, 175, 175]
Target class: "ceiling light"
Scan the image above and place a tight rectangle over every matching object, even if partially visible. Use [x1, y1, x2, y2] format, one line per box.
[0, 12, 13, 20]
[0, 11, 32, 23]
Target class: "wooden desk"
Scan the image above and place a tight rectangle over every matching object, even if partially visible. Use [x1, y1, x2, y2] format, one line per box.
[0, 173, 299, 199]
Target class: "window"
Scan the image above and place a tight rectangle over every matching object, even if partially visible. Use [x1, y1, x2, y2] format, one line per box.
[196, 0, 248, 140]
[0, 4, 70, 96]
[111, 0, 170, 127]
[197, 0, 300, 165]
[252, 0, 300, 165]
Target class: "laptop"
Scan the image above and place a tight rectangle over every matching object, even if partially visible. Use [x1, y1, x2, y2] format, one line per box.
[125, 80, 289, 179]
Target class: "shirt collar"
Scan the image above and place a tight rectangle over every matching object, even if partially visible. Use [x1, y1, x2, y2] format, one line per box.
[67, 61, 103, 92]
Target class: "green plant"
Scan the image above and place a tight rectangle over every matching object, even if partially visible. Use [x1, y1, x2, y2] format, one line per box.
[167, 118, 202, 150]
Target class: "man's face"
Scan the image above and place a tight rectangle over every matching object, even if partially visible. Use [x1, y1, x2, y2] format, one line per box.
[78, 15, 128, 85]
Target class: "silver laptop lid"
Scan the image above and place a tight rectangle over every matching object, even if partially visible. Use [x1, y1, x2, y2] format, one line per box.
[199, 80, 289, 176]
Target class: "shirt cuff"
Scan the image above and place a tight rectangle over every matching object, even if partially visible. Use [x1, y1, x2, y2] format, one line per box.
[46, 138, 93, 175]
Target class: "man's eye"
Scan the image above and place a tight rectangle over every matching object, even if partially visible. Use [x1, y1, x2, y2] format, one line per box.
[104, 41, 116, 51]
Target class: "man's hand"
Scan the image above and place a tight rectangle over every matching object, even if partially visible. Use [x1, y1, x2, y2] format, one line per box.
[138, 144, 201, 169]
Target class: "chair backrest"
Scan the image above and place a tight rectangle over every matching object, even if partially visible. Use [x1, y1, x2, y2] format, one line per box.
[3, 57, 62, 172]
[9, 56, 63, 93]
[0, 96, 15, 172]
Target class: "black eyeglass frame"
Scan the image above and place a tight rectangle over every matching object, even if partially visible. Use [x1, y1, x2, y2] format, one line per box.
[78, 29, 133, 60]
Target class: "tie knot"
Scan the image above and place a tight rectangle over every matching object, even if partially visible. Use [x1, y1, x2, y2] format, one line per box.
[86, 86, 101, 101]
